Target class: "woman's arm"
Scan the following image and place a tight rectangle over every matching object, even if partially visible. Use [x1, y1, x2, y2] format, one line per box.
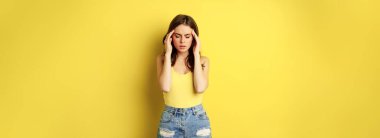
[191, 30, 209, 93]
[157, 30, 174, 92]
[193, 55, 209, 93]
[157, 53, 172, 92]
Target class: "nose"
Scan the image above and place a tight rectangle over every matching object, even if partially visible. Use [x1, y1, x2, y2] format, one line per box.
[180, 38, 185, 43]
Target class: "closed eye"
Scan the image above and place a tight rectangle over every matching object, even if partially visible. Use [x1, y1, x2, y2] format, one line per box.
[173, 33, 191, 38]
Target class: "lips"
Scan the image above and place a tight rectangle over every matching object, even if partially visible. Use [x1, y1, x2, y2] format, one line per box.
[179, 45, 186, 48]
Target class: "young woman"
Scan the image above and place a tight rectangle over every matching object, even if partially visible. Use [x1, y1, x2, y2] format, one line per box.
[156, 14, 211, 138]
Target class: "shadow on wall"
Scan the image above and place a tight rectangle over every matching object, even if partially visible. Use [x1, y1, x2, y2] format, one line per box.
[140, 24, 166, 137]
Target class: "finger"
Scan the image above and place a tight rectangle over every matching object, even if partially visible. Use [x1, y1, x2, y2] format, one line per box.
[192, 30, 199, 40]
[192, 30, 198, 37]
[165, 30, 174, 42]
[192, 30, 199, 43]
[164, 35, 169, 43]
[168, 30, 175, 38]
[169, 31, 174, 42]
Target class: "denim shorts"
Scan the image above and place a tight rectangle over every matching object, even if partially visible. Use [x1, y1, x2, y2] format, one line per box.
[157, 104, 212, 138]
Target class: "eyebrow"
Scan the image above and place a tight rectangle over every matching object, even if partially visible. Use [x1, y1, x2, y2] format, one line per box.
[173, 33, 191, 36]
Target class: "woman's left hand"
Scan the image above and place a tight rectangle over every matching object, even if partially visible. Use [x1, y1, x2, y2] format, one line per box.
[191, 30, 201, 55]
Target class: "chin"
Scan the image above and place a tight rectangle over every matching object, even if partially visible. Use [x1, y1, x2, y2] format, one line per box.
[177, 49, 188, 53]
[176, 48, 189, 52]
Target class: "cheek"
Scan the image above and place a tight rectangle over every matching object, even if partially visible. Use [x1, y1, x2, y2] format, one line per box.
[188, 37, 194, 42]
[172, 37, 181, 45]
[188, 38, 193, 44]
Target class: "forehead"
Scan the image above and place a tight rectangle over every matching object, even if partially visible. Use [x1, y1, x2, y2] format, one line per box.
[174, 24, 192, 34]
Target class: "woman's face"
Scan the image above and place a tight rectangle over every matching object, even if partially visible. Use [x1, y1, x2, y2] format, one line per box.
[172, 24, 193, 53]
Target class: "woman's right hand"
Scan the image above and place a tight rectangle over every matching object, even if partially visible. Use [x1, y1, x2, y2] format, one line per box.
[164, 30, 174, 55]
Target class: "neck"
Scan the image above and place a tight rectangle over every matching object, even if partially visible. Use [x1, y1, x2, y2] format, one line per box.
[176, 51, 189, 60]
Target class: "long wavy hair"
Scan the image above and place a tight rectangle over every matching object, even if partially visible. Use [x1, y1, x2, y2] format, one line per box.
[162, 14, 201, 73]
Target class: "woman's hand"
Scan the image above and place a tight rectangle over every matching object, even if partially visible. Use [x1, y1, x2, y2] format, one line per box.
[164, 30, 174, 55]
[191, 30, 201, 56]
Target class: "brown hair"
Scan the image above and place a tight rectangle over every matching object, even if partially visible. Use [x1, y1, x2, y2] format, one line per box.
[162, 14, 201, 72]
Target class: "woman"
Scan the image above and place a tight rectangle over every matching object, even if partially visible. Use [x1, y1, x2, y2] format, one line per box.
[156, 14, 211, 138]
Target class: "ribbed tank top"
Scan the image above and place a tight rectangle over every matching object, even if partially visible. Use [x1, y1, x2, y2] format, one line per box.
[163, 66, 204, 108]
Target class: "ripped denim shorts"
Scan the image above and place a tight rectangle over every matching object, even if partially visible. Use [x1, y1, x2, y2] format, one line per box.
[157, 104, 212, 138]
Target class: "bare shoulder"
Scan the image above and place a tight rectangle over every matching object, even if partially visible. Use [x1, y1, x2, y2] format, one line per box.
[201, 56, 209, 63]
[156, 53, 164, 63]
[157, 53, 163, 60]
[200, 56, 209, 68]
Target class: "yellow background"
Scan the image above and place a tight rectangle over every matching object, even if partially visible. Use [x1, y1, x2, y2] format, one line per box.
[1, 0, 379, 137]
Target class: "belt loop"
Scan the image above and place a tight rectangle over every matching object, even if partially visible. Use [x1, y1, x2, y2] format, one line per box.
[191, 107, 196, 115]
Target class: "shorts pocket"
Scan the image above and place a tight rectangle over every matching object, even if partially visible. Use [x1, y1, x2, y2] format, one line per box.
[160, 111, 173, 123]
[195, 111, 209, 120]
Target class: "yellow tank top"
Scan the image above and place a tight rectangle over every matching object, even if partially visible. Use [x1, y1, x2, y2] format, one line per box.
[163, 66, 204, 108]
